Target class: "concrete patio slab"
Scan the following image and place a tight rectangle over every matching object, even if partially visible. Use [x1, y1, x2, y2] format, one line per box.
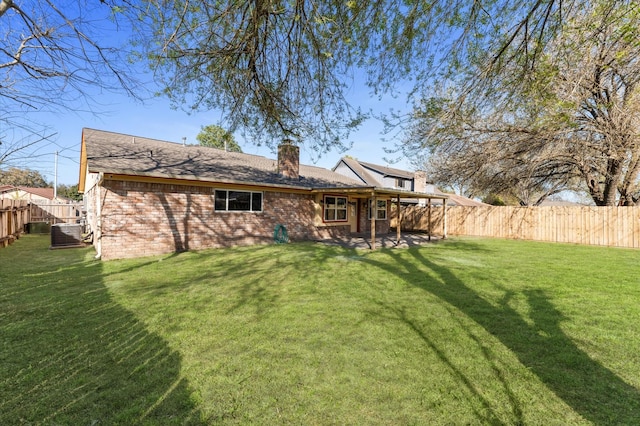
[315, 232, 441, 249]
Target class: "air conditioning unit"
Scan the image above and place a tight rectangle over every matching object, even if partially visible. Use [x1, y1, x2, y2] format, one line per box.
[50, 223, 84, 249]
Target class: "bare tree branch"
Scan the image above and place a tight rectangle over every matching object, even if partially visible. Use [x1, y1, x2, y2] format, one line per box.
[0, 0, 143, 167]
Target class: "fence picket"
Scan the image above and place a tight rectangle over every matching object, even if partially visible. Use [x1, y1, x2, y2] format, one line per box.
[29, 202, 83, 224]
[0, 199, 30, 248]
[393, 205, 640, 249]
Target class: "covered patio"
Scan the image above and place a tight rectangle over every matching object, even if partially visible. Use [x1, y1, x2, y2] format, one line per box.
[312, 187, 449, 250]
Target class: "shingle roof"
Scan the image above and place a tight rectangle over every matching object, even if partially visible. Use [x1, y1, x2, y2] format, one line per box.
[0, 185, 55, 200]
[82, 128, 365, 189]
[19, 187, 55, 200]
[333, 157, 382, 186]
[334, 157, 483, 206]
[430, 189, 488, 207]
[359, 161, 415, 180]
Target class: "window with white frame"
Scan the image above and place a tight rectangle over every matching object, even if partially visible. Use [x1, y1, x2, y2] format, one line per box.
[215, 190, 263, 212]
[395, 178, 409, 189]
[324, 195, 348, 222]
[369, 199, 387, 220]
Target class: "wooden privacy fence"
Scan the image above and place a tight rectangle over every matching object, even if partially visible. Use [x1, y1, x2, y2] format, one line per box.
[393, 205, 640, 249]
[30, 201, 83, 224]
[0, 199, 30, 248]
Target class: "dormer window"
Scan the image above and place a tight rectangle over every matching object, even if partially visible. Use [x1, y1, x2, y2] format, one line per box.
[395, 178, 409, 189]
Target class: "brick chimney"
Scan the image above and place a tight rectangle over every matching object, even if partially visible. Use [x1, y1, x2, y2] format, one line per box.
[413, 171, 428, 192]
[414, 170, 432, 207]
[278, 141, 299, 179]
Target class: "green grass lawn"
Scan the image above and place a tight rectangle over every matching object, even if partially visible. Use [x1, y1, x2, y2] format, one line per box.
[1, 235, 640, 424]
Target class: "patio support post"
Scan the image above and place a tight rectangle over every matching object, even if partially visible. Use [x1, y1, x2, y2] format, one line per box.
[396, 194, 401, 245]
[443, 198, 447, 239]
[428, 197, 432, 241]
[370, 194, 376, 250]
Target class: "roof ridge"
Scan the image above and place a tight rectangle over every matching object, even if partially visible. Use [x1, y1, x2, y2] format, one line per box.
[358, 160, 415, 178]
[83, 127, 274, 162]
[336, 157, 384, 186]
[12, 186, 55, 199]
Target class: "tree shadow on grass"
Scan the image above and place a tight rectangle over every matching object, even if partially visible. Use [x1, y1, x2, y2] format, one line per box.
[364, 246, 640, 424]
[369, 298, 524, 424]
[0, 236, 204, 424]
[135, 242, 364, 320]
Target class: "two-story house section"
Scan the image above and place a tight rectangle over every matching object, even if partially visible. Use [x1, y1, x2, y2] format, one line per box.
[332, 157, 417, 191]
[332, 157, 486, 207]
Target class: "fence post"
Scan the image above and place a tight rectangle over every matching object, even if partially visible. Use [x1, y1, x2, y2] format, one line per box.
[442, 198, 447, 239]
[428, 198, 432, 241]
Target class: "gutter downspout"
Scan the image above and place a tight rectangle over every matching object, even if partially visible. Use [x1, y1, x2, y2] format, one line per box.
[95, 172, 104, 260]
[396, 194, 402, 245]
[370, 192, 376, 250]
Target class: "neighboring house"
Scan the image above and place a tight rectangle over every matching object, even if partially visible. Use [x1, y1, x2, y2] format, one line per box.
[78, 128, 448, 260]
[333, 157, 487, 207]
[0, 186, 55, 202]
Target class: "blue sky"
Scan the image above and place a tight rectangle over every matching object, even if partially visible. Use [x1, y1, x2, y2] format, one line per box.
[21, 75, 414, 186]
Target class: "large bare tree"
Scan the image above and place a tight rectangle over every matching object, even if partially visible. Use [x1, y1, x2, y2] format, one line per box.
[555, 2, 640, 205]
[405, 0, 640, 206]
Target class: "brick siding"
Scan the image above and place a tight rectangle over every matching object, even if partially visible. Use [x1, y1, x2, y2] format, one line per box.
[97, 180, 340, 260]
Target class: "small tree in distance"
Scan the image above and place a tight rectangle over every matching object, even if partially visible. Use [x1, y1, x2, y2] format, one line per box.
[0, 167, 49, 187]
[57, 184, 83, 201]
[196, 125, 242, 153]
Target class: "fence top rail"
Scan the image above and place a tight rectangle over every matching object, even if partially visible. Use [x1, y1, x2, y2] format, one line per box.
[1, 205, 30, 211]
[29, 202, 82, 209]
[1, 199, 30, 209]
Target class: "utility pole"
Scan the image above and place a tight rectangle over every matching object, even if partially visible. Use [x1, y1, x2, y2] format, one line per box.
[54, 151, 58, 199]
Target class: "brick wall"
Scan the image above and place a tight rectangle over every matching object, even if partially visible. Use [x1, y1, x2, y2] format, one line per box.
[97, 179, 336, 260]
